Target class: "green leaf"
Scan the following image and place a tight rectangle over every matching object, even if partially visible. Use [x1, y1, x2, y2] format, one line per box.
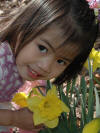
[94, 87, 100, 117]
[80, 76, 87, 126]
[46, 80, 52, 92]
[87, 59, 94, 122]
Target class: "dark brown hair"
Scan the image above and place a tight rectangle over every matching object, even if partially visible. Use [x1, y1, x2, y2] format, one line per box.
[0, 0, 98, 85]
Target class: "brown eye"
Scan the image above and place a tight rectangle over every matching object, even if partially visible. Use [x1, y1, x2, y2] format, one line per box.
[57, 59, 66, 65]
[38, 45, 48, 53]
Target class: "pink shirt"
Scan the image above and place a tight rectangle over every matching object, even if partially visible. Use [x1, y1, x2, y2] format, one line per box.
[0, 41, 23, 102]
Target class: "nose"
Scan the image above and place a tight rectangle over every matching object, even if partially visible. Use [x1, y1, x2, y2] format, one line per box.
[37, 56, 54, 73]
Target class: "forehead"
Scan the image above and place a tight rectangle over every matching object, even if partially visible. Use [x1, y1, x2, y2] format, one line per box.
[37, 23, 65, 48]
[34, 23, 80, 59]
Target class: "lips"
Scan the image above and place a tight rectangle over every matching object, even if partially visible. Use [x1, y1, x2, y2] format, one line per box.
[27, 66, 42, 79]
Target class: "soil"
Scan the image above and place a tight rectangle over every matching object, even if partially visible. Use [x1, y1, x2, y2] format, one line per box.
[0, 0, 31, 15]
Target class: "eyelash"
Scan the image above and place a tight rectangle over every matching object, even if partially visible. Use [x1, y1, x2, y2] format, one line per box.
[57, 59, 66, 65]
[38, 44, 66, 66]
[38, 45, 48, 53]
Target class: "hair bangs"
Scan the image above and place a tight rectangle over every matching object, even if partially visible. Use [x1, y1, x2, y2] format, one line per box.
[8, 0, 71, 56]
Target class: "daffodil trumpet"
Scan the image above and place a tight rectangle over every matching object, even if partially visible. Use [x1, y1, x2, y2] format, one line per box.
[12, 86, 70, 128]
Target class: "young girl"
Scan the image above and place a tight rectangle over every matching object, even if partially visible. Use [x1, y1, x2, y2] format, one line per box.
[0, 0, 99, 132]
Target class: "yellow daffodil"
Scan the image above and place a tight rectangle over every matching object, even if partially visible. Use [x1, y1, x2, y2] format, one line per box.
[27, 86, 70, 128]
[12, 87, 70, 128]
[12, 92, 28, 107]
[82, 118, 100, 133]
[84, 48, 100, 72]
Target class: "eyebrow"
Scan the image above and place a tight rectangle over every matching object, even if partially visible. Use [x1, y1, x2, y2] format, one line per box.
[40, 38, 72, 63]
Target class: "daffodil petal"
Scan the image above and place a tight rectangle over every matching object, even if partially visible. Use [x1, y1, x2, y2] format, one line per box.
[84, 61, 88, 69]
[47, 86, 58, 97]
[26, 87, 70, 128]
[61, 102, 70, 113]
[12, 92, 27, 101]
[84, 48, 100, 72]
[33, 111, 47, 125]
[93, 63, 98, 72]
[44, 118, 59, 128]
[82, 118, 100, 133]
[12, 92, 27, 107]
[98, 53, 100, 60]
[27, 97, 42, 112]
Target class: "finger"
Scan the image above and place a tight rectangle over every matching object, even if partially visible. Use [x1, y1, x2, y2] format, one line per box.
[32, 125, 45, 132]
[34, 124, 45, 128]
[31, 128, 43, 132]
[33, 126, 45, 131]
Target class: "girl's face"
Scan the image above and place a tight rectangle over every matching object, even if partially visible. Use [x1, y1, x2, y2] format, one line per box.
[15, 24, 79, 81]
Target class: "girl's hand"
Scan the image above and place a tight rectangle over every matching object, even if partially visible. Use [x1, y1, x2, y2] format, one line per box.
[12, 108, 44, 131]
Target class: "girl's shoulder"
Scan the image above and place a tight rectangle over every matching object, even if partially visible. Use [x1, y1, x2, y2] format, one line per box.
[0, 41, 23, 102]
[0, 41, 12, 54]
[0, 41, 14, 81]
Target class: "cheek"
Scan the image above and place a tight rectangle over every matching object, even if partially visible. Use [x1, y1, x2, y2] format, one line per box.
[50, 66, 66, 78]
[16, 52, 34, 65]
[16, 46, 39, 65]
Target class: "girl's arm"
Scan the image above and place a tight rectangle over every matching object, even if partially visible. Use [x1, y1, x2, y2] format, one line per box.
[0, 108, 44, 131]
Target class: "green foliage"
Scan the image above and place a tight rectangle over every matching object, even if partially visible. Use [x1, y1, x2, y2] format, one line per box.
[40, 59, 100, 133]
